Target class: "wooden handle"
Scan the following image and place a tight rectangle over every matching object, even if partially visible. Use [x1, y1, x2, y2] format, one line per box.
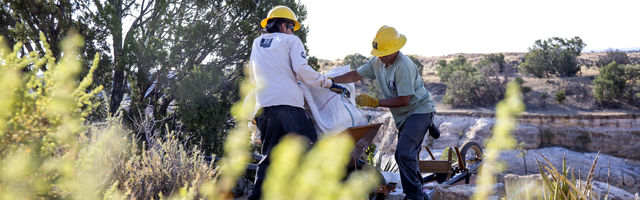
[425, 146, 436, 160]
[454, 146, 465, 170]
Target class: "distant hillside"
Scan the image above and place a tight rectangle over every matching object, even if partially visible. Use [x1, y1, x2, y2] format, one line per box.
[412, 52, 640, 76]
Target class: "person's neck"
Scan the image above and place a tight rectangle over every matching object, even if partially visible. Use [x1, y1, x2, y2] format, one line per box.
[383, 53, 399, 67]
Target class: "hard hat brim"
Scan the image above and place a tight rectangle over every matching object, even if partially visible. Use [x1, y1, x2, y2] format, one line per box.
[260, 17, 301, 31]
[371, 34, 406, 57]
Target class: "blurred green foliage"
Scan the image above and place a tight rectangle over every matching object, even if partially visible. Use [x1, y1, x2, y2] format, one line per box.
[472, 81, 524, 200]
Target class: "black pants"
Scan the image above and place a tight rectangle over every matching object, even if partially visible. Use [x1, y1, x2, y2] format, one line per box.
[396, 113, 433, 200]
[248, 105, 317, 200]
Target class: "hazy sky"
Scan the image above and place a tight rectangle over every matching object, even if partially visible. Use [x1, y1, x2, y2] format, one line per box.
[299, 0, 640, 59]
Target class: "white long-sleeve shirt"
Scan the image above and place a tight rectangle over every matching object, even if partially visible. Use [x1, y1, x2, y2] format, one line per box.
[249, 33, 332, 109]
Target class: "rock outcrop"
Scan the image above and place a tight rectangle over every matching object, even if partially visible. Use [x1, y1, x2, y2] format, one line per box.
[500, 147, 640, 194]
[431, 183, 504, 200]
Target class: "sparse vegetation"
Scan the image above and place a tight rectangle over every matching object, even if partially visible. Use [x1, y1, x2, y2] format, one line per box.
[541, 92, 549, 108]
[555, 90, 567, 104]
[596, 49, 630, 67]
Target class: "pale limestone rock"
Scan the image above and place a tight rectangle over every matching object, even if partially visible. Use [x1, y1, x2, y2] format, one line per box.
[432, 183, 503, 200]
[504, 174, 543, 200]
[513, 125, 541, 149]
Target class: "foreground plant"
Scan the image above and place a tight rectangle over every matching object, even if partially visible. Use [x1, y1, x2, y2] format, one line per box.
[0, 32, 103, 198]
[472, 81, 525, 200]
[536, 153, 605, 200]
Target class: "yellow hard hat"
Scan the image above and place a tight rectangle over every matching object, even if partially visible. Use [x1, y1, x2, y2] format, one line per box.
[370, 25, 407, 57]
[260, 5, 301, 31]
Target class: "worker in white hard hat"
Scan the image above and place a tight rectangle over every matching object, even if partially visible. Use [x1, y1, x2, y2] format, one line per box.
[332, 25, 437, 200]
[248, 5, 348, 200]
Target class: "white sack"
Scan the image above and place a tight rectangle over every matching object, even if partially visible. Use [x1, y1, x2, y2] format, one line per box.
[301, 65, 368, 135]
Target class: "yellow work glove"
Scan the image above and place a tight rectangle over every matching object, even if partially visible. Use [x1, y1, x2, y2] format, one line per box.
[356, 94, 379, 108]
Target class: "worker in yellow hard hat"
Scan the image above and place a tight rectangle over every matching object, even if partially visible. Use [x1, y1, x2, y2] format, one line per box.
[332, 25, 437, 200]
[248, 5, 348, 200]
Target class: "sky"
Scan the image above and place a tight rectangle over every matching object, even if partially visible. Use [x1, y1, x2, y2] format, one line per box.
[299, 0, 640, 60]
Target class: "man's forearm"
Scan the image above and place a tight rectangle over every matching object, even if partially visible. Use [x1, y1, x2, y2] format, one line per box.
[332, 70, 363, 83]
[378, 96, 411, 107]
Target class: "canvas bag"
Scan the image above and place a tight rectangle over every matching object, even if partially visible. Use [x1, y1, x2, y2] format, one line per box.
[300, 65, 368, 135]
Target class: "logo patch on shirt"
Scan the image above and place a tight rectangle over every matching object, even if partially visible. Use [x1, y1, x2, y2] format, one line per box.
[260, 38, 272, 48]
[301, 51, 307, 59]
[389, 81, 397, 91]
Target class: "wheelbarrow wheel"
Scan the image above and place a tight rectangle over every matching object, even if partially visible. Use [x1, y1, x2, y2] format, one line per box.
[369, 168, 386, 200]
[460, 142, 483, 174]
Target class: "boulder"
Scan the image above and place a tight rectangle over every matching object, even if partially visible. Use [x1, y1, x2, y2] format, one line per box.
[504, 174, 543, 199]
[458, 118, 493, 148]
[513, 125, 541, 149]
[542, 127, 640, 159]
[433, 116, 472, 149]
[368, 110, 399, 155]
[432, 183, 503, 200]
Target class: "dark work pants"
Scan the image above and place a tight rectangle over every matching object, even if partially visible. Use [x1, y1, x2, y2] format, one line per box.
[248, 105, 317, 200]
[396, 113, 433, 200]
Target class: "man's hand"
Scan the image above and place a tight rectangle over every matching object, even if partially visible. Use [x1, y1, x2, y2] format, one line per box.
[329, 82, 351, 98]
[356, 94, 379, 108]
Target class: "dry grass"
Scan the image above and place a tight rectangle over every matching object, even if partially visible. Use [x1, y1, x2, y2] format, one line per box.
[108, 125, 216, 199]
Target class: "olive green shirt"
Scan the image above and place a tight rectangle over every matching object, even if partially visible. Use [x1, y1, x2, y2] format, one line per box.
[357, 52, 436, 128]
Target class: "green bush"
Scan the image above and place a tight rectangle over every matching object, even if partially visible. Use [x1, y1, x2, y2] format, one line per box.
[520, 37, 586, 77]
[593, 62, 625, 107]
[442, 70, 482, 106]
[622, 64, 640, 107]
[436, 55, 472, 83]
[342, 53, 368, 70]
[514, 77, 525, 85]
[478, 53, 506, 73]
[408, 55, 425, 75]
[440, 56, 504, 107]
[555, 90, 566, 104]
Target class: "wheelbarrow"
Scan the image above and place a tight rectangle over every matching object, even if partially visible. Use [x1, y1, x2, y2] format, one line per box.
[338, 123, 401, 199]
[420, 142, 484, 199]
[345, 123, 484, 200]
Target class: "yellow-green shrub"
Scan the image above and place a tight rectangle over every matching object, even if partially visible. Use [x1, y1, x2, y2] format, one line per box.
[0, 32, 102, 156]
[472, 81, 525, 200]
